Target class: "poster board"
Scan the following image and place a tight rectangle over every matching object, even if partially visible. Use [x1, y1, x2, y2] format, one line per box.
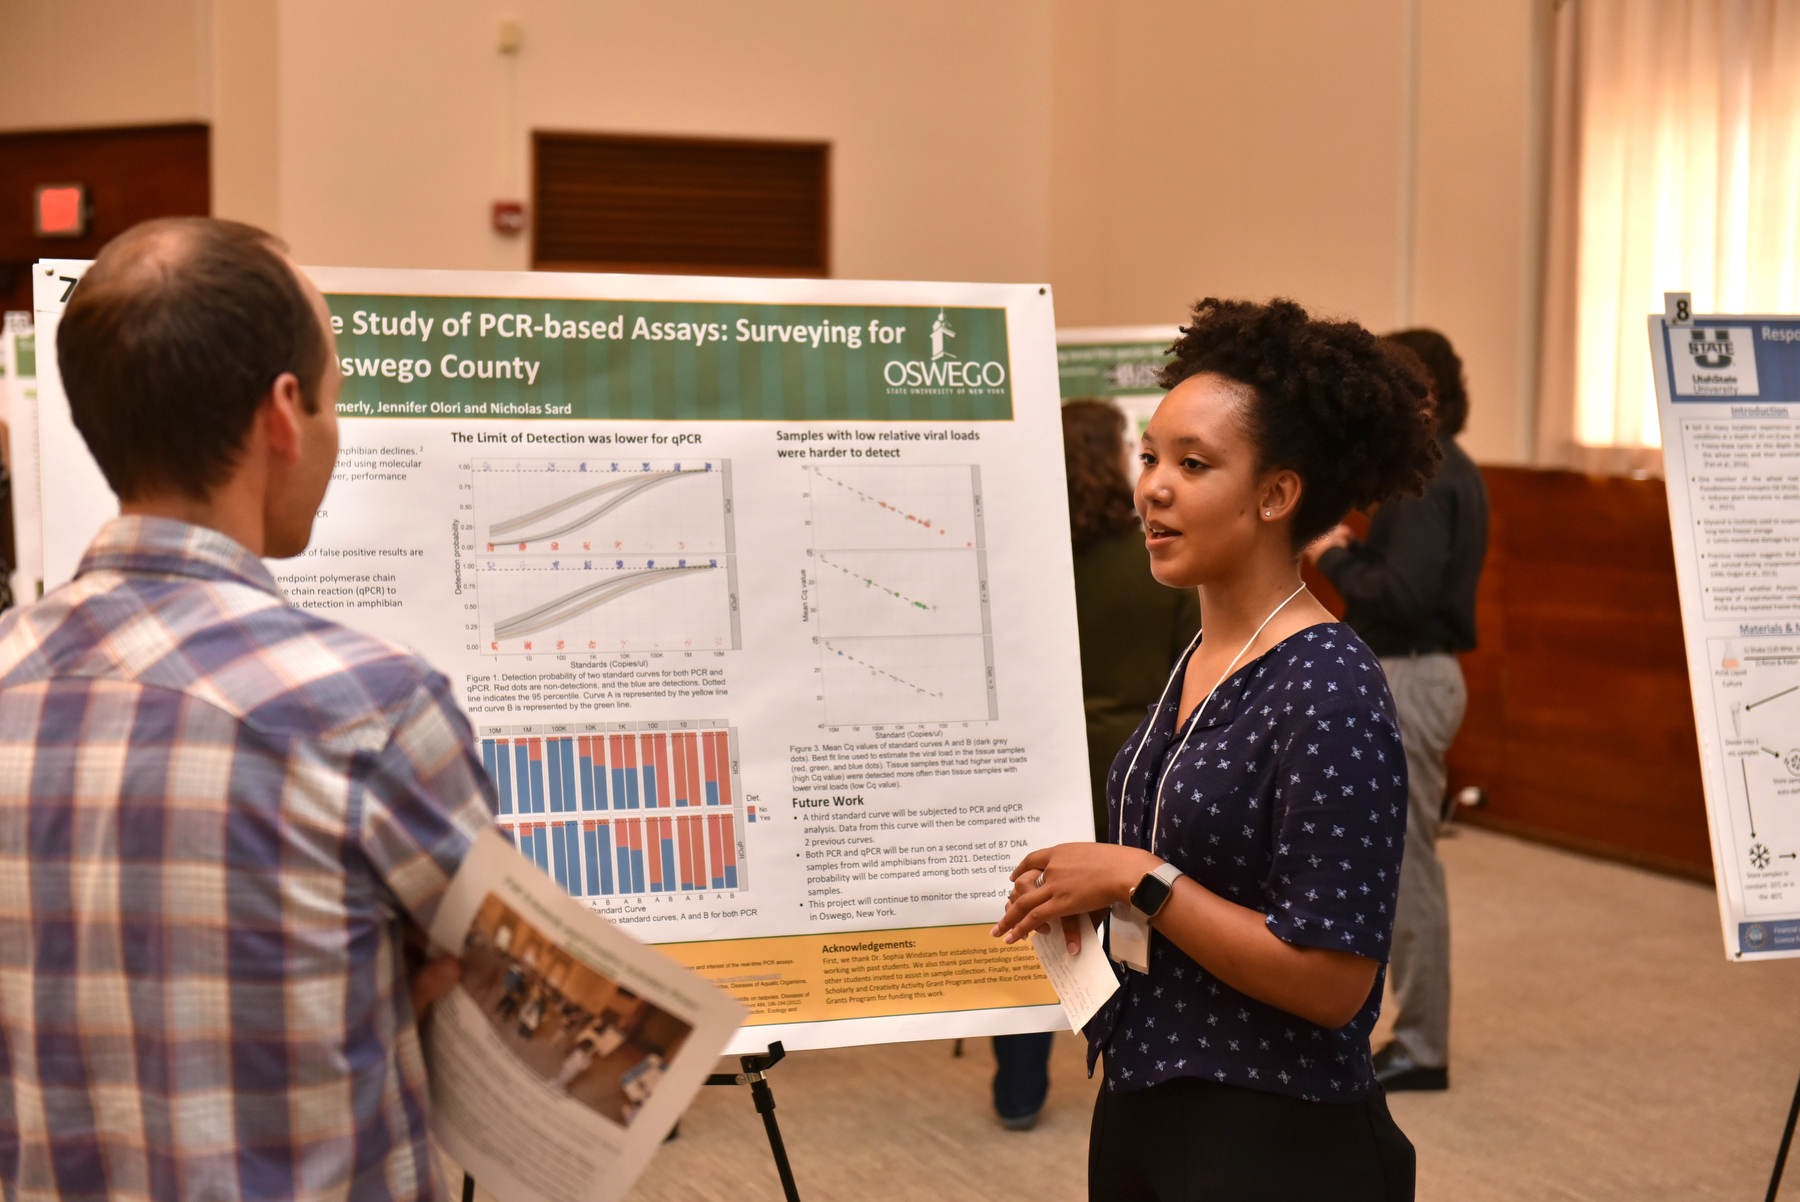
[33, 261, 1094, 1049]
[1055, 325, 1176, 479]
[1651, 304, 1800, 959]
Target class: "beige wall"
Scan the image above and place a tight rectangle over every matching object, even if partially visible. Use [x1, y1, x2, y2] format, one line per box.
[273, 1, 1054, 283]
[211, 0, 281, 232]
[0, 0, 1546, 461]
[1052, 0, 1413, 329]
[0, 0, 209, 132]
[1050, 0, 1548, 463]
[1411, 0, 1547, 463]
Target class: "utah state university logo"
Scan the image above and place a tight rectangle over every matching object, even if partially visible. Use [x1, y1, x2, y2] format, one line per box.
[1688, 329, 1735, 368]
[1672, 325, 1760, 397]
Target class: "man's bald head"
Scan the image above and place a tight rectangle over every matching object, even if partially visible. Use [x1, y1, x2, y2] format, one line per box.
[58, 217, 329, 502]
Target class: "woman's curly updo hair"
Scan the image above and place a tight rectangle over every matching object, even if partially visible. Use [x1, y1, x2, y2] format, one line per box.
[1062, 399, 1139, 552]
[1156, 297, 1441, 548]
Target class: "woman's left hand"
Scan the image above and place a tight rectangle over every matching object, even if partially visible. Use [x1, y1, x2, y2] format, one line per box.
[990, 842, 1161, 952]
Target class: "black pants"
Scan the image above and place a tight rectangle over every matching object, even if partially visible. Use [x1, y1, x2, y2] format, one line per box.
[992, 1031, 1055, 1118]
[1088, 1075, 1415, 1201]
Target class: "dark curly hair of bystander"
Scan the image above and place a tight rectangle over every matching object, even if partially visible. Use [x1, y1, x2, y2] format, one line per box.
[1382, 327, 1468, 436]
[1156, 297, 1441, 548]
[1061, 399, 1139, 552]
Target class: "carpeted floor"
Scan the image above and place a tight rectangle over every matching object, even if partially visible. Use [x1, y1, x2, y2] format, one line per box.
[447, 826, 1800, 1200]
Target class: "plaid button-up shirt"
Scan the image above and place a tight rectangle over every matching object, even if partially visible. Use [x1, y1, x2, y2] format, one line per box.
[0, 517, 495, 1201]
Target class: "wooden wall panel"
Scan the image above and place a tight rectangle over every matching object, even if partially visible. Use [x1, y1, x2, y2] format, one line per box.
[532, 131, 829, 276]
[1446, 467, 1712, 879]
[0, 124, 210, 312]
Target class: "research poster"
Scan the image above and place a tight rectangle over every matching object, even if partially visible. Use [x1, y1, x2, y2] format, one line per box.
[1652, 306, 1800, 960]
[33, 262, 1093, 1049]
[1056, 325, 1176, 479]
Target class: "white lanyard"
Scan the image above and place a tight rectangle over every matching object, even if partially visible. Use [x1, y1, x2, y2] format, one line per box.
[1118, 583, 1306, 857]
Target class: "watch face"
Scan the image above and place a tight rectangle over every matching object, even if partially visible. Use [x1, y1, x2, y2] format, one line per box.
[1132, 872, 1172, 917]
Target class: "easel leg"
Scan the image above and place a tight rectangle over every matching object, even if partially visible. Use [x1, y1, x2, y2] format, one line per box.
[1768, 1067, 1800, 1202]
[749, 1075, 802, 1202]
[706, 1042, 803, 1202]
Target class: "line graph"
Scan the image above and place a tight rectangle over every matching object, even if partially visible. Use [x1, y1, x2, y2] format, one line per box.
[819, 634, 993, 725]
[804, 464, 997, 726]
[478, 556, 738, 654]
[473, 457, 733, 556]
[808, 465, 981, 549]
[820, 555, 933, 609]
[813, 548, 985, 638]
[488, 471, 693, 544]
[471, 458, 740, 654]
[493, 565, 716, 641]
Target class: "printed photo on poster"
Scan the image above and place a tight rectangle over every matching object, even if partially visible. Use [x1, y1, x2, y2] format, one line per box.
[461, 892, 692, 1126]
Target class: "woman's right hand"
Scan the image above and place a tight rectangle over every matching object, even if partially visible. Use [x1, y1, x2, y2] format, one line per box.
[990, 842, 1160, 954]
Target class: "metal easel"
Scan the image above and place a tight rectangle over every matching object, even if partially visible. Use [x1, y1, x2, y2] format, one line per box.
[458, 1041, 803, 1202]
[706, 1042, 803, 1202]
[1768, 1066, 1800, 1201]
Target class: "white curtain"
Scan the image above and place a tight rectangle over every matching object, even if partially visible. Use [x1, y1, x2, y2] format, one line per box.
[1537, 0, 1800, 474]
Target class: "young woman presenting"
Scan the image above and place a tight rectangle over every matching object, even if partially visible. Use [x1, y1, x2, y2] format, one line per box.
[992, 298, 1440, 1201]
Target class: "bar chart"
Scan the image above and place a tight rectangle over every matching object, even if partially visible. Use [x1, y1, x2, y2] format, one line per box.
[481, 720, 749, 898]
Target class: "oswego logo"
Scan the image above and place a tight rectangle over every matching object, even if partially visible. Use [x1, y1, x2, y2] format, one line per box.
[883, 309, 1007, 390]
[930, 309, 957, 361]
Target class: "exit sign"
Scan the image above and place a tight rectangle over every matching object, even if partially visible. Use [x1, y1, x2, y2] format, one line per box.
[34, 184, 87, 237]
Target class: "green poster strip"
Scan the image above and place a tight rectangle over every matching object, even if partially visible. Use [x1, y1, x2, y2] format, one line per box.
[15, 333, 33, 378]
[1056, 340, 1170, 400]
[324, 294, 1012, 421]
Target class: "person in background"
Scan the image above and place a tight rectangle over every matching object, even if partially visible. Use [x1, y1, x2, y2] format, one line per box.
[989, 400, 1200, 1132]
[1305, 328, 1490, 1093]
[1064, 400, 1205, 836]
[0, 218, 492, 1199]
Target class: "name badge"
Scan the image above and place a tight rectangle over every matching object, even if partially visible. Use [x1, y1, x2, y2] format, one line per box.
[1108, 902, 1150, 974]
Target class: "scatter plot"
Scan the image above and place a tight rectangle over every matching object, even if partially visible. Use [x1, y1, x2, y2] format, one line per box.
[804, 464, 997, 726]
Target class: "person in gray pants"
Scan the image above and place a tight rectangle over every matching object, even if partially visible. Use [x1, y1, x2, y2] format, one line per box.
[1305, 328, 1489, 1092]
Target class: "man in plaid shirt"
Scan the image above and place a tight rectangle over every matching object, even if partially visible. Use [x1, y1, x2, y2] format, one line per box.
[0, 219, 495, 1200]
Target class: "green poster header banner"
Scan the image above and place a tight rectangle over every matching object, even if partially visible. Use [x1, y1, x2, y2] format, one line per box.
[1056, 340, 1171, 400]
[325, 294, 1013, 421]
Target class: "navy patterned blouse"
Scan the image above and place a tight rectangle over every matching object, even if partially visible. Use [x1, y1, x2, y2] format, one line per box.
[1085, 622, 1408, 1103]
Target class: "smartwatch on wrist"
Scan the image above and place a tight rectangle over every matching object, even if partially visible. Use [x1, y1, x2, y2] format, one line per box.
[1128, 861, 1185, 919]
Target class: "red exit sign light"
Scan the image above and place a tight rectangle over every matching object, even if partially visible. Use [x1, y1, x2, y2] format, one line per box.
[491, 200, 526, 234]
[34, 184, 88, 237]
